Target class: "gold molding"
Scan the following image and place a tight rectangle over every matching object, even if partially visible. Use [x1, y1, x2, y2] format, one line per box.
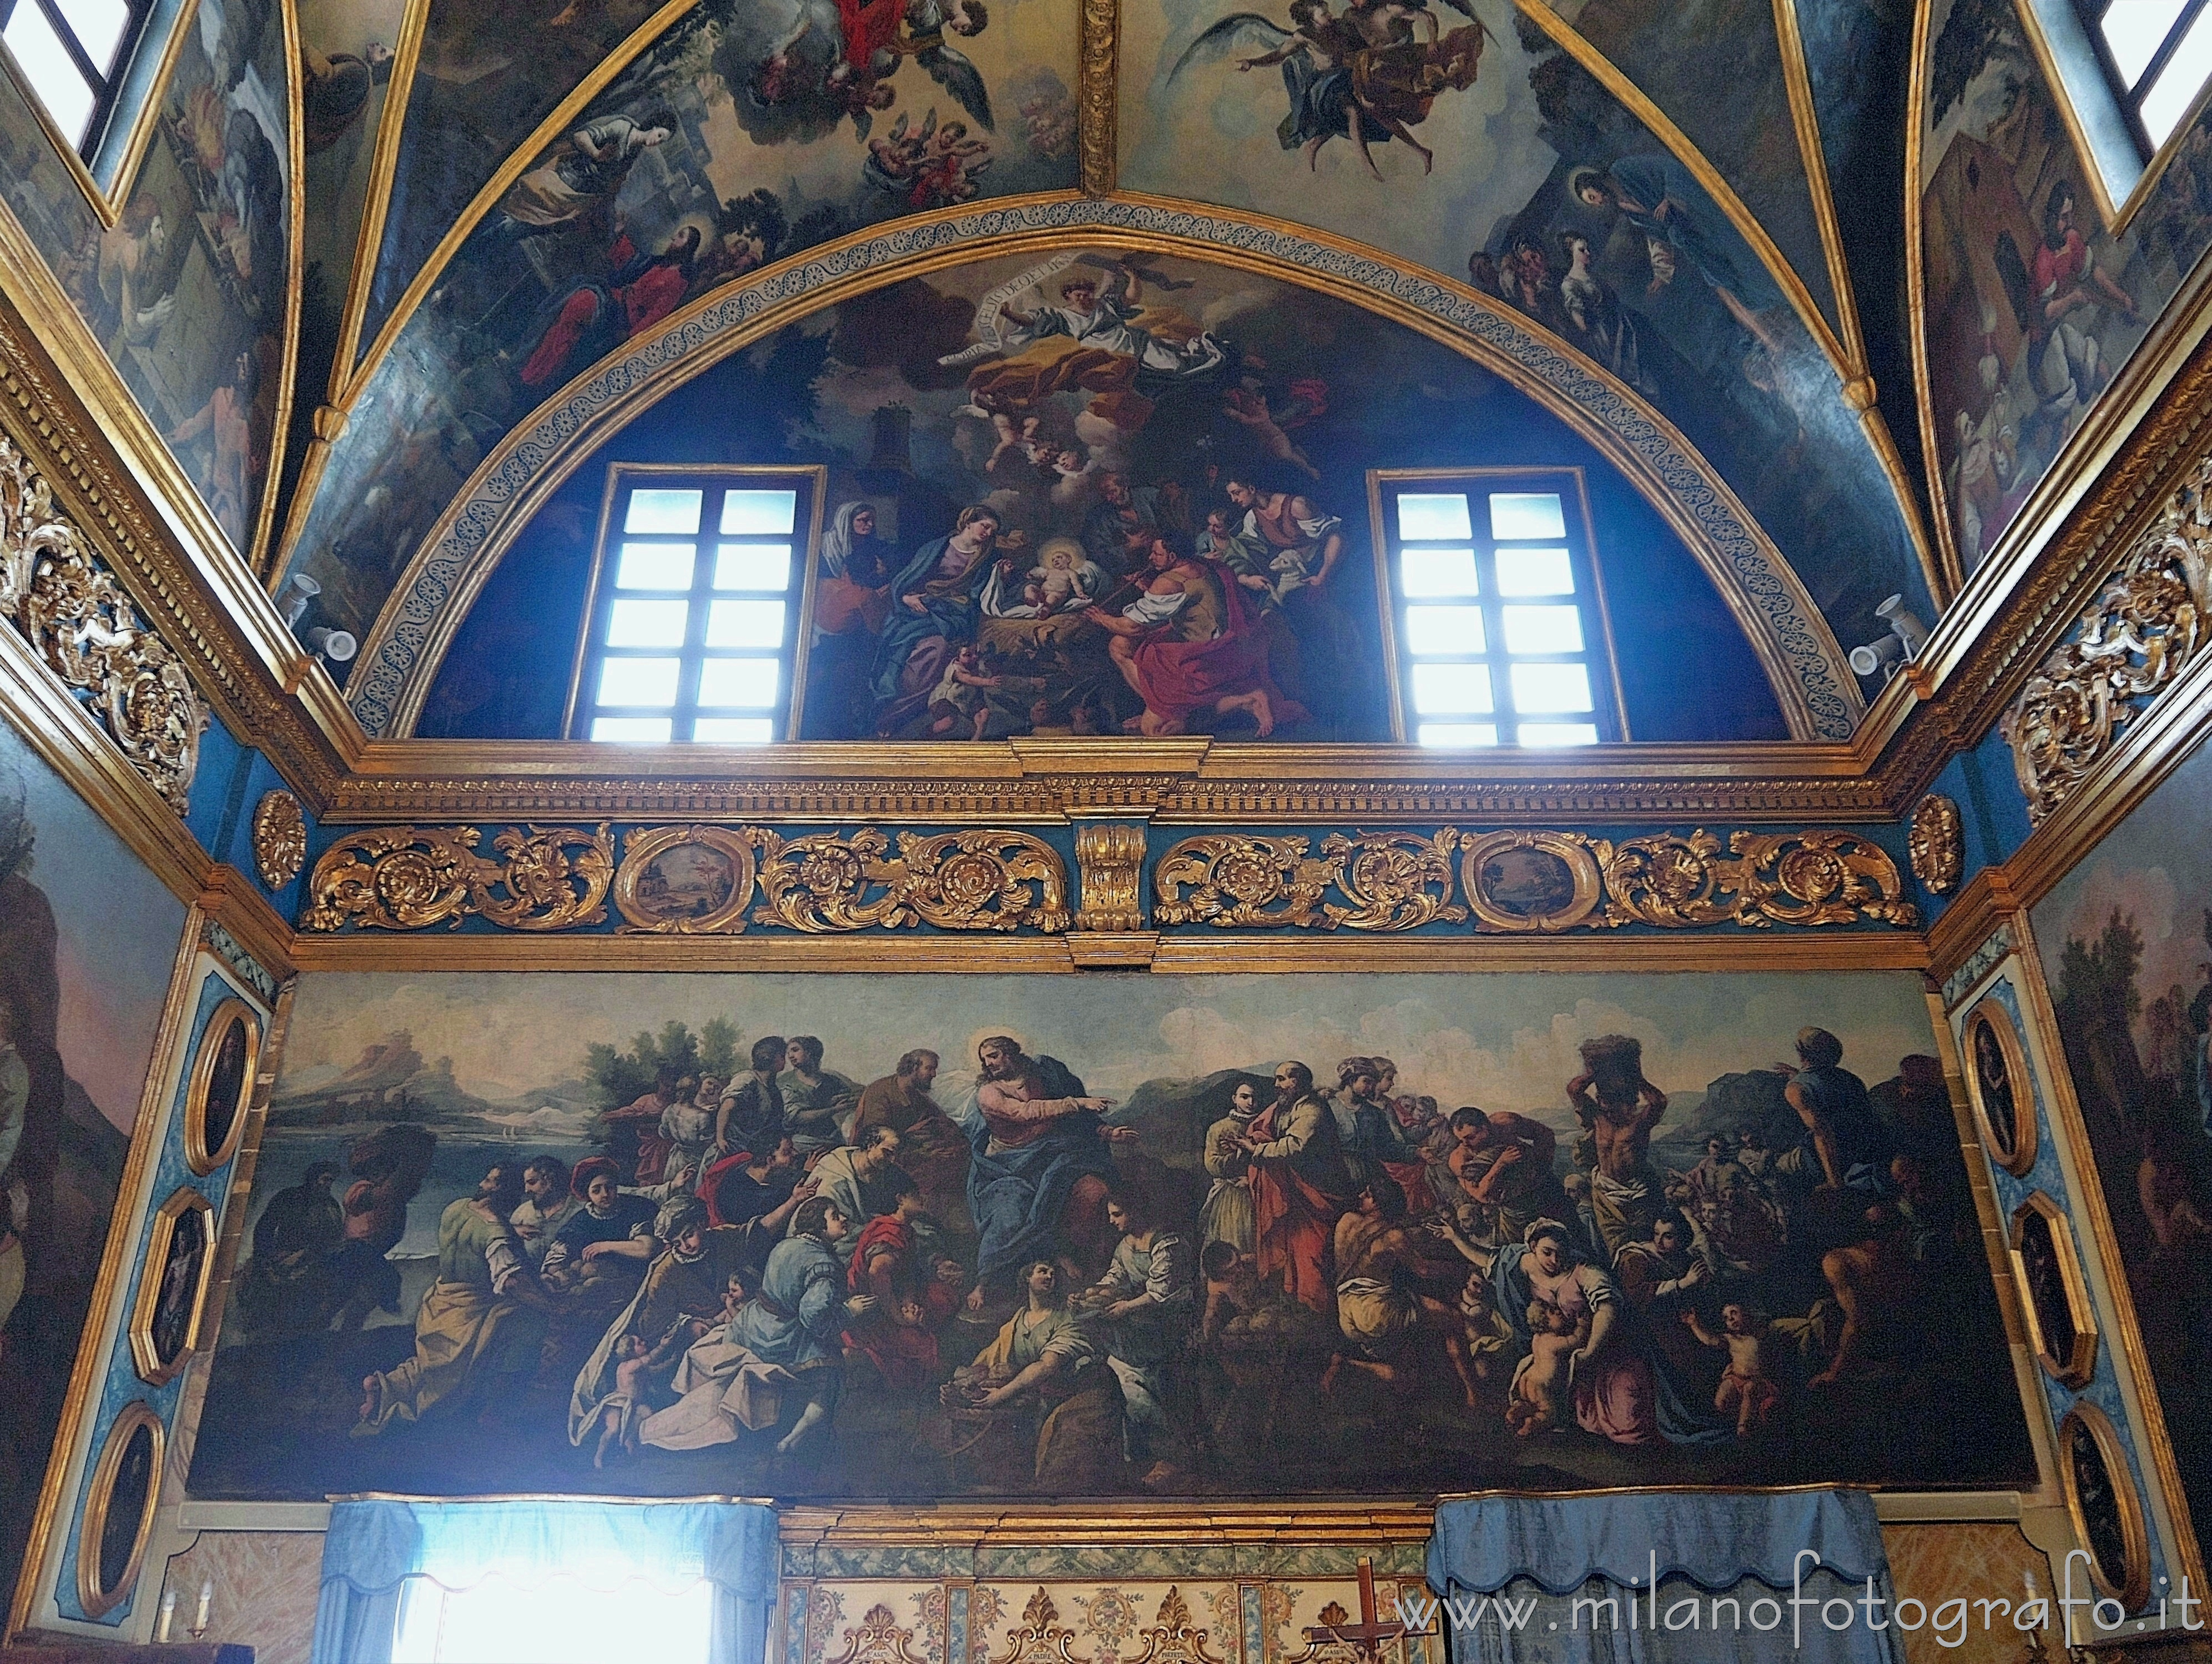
[778, 1504, 1440, 1545]
[1071, 821, 1146, 931]
[71, 1401, 165, 1622]
[612, 824, 757, 934]
[1459, 828, 1601, 932]
[181, 997, 261, 1175]
[1079, 0, 1118, 194]
[126, 1187, 216, 1386]
[1961, 993, 2037, 1178]
[2056, 1403, 2154, 1611]
[1905, 0, 1962, 594]
[1771, 0, 1868, 376]
[243, 0, 310, 581]
[2008, 1189, 2099, 1391]
[364, 207, 1852, 745]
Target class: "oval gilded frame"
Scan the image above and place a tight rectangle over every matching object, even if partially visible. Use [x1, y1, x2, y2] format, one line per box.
[183, 997, 261, 1176]
[1459, 831, 1602, 933]
[2008, 1190, 2099, 1390]
[1962, 996, 2037, 1177]
[129, 1186, 215, 1386]
[2058, 1402, 2153, 1611]
[74, 1400, 165, 1620]
[613, 825, 758, 934]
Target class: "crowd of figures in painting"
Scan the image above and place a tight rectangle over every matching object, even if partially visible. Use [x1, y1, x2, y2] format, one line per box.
[192, 974, 2029, 1500]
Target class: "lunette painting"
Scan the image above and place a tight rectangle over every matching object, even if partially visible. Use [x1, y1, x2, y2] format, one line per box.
[2032, 735, 2212, 1547]
[419, 248, 1790, 745]
[188, 969, 2032, 1501]
[0, 718, 188, 1603]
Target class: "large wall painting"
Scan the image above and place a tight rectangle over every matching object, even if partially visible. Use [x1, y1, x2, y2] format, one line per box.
[0, 717, 188, 1606]
[1920, 0, 2212, 576]
[0, 0, 294, 559]
[415, 249, 1788, 744]
[2032, 735, 2212, 1553]
[274, 0, 1077, 647]
[1116, 0, 1930, 657]
[187, 968, 2030, 1503]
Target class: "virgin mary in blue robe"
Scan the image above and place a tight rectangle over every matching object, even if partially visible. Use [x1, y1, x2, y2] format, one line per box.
[869, 526, 1001, 721]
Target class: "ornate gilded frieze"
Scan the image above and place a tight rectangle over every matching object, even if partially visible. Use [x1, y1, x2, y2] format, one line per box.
[300, 825, 616, 932]
[748, 828, 1071, 933]
[251, 790, 308, 889]
[1908, 793, 1963, 896]
[2001, 453, 2212, 823]
[1596, 829, 1917, 929]
[1, 433, 206, 812]
[1153, 831, 1463, 931]
[1072, 822, 1147, 931]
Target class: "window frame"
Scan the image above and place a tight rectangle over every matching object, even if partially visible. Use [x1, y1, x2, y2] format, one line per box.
[0, 0, 193, 222]
[2071, 0, 2212, 157]
[1368, 465, 1629, 748]
[562, 461, 827, 746]
[1, 0, 159, 160]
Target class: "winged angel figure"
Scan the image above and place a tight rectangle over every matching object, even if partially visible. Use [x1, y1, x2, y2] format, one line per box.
[1169, 0, 1487, 179]
[716, 0, 995, 142]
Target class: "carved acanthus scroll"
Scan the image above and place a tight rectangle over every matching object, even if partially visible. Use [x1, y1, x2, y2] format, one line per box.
[300, 825, 615, 931]
[1596, 829, 1917, 929]
[1153, 831, 1463, 929]
[1, 433, 206, 812]
[748, 827, 1071, 933]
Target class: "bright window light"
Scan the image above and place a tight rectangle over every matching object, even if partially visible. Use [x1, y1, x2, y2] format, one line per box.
[1418, 722, 1499, 747]
[614, 542, 696, 591]
[56, 0, 130, 71]
[589, 716, 673, 742]
[391, 1573, 713, 1664]
[1519, 721, 1601, 747]
[1412, 662, 1494, 713]
[624, 489, 703, 534]
[1493, 547, 1574, 595]
[1489, 492, 1566, 541]
[1399, 547, 1480, 597]
[692, 716, 775, 743]
[706, 599, 784, 649]
[2104, 0, 2190, 83]
[1396, 493, 1473, 541]
[1501, 604, 1585, 655]
[697, 657, 778, 708]
[1510, 661, 1594, 712]
[6, 6, 96, 143]
[713, 542, 791, 591]
[2141, 4, 2212, 141]
[1402, 606, 1485, 656]
[595, 657, 680, 707]
[720, 489, 797, 535]
[606, 599, 689, 647]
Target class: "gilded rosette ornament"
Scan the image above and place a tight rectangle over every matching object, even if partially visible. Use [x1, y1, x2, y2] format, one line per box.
[748, 827, 1071, 932]
[1908, 794, 1964, 895]
[1155, 831, 1464, 929]
[1597, 828, 1916, 929]
[300, 824, 614, 931]
[1319, 830, 1465, 929]
[1, 434, 205, 812]
[251, 790, 308, 889]
[2002, 453, 2212, 822]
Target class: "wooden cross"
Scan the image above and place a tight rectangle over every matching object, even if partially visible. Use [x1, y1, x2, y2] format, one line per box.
[1304, 1559, 1407, 1661]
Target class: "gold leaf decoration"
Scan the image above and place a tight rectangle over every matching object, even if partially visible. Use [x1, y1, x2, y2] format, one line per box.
[1907, 794, 1963, 896]
[1154, 831, 1463, 929]
[1073, 822, 1148, 931]
[300, 825, 614, 932]
[1122, 1588, 1227, 1664]
[251, 790, 308, 889]
[748, 828, 1071, 933]
[1, 433, 206, 812]
[1598, 829, 1917, 929]
[613, 825, 756, 934]
[989, 1588, 1087, 1664]
[824, 1605, 937, 1664]
[2001, 453, 2212, 822]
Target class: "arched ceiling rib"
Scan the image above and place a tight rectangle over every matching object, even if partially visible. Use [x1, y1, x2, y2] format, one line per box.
[269, 0, 1951, 738]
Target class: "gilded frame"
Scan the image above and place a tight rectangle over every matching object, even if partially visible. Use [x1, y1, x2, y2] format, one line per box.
[558, 461, 830, 747]
[2057, 1402, 2153, 1610]
[72, 1401, 164, 1621]
[127, 1185, 214, 1385]
[182, 997, 260, 1176]
[2007, 1189, 2099, 1390]
[613, 824, 758, 934]
[1458, 829, 1603, 933]
[1962, 994, 2037, 1177]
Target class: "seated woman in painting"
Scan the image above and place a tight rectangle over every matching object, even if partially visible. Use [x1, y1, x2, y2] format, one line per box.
[540, 1158, 659, 1303]
[869, 506, 1005, 733]
[947, 1258, 1125, 1492]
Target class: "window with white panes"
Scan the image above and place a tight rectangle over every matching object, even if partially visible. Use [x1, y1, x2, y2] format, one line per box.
[1, 0, 157, 153]
[2075, 0, 2212, 154]
[1373, 471, 1624, 747]
[566, 467, 820, 743]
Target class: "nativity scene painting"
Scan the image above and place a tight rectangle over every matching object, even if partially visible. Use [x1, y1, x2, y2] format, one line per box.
[186, 969, 2032, 1504]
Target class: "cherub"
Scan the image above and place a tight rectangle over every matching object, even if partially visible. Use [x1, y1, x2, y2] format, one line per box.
[1504, 1298, 1589, 1436]
[1457, 1269, 1515, 1383]
[909, 117, 991, 208]
[1221, 381, 1322, 480]
[593, 1298, 724, 1467]
[928, 642, 1003, 737]
[1682, 1301, 1783, 1436]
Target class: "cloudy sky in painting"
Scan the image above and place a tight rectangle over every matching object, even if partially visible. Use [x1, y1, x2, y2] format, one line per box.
[279, 968, 1936, 1130]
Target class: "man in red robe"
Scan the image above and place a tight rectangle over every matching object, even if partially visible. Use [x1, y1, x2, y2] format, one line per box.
[1242, 1062, 1355, 1311]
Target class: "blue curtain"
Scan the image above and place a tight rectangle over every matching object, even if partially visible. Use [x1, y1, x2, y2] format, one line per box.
[313, 1497, 778, 1664]
[1427, 1491, 1904, 1664]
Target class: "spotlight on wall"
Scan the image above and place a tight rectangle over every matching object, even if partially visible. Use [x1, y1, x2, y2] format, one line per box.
[278, 572, 321, 630]
[306, 627, 356, 666]
[1850, 593, 1932, 684]
[1876, 594, 1931, 656]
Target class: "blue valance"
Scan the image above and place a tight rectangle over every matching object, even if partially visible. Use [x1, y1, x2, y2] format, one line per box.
[314, 1497, 777, 1664]
[1427, 1490, 1891, 1597]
